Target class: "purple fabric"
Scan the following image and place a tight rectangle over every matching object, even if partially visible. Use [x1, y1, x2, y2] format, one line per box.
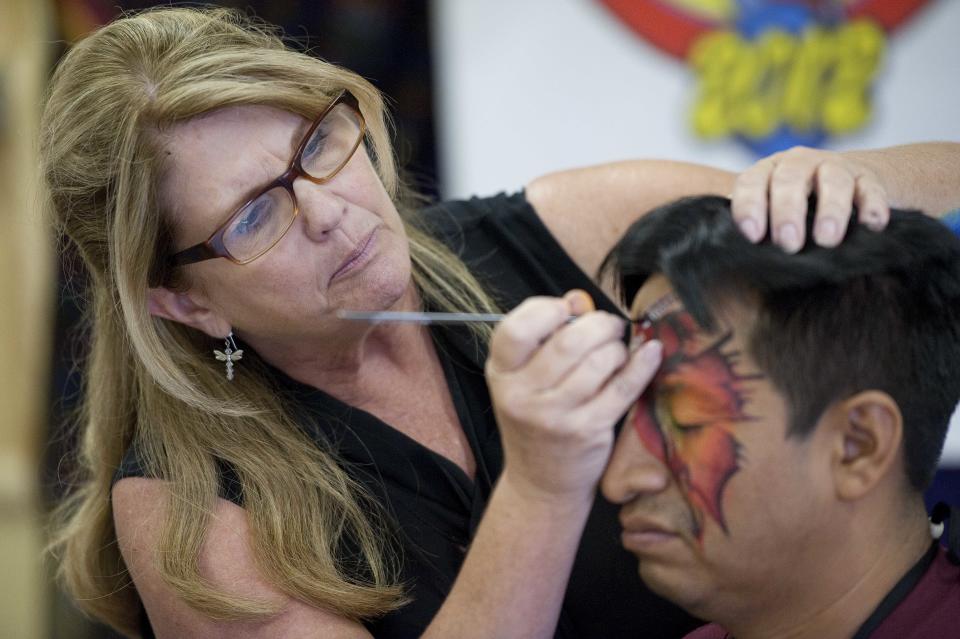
[683, 623, 729, 639]
[682, 545, 960, 639]
[869, 545, 960, 638]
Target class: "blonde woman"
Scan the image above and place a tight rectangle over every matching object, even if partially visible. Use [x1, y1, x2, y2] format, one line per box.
[41, 7, 960, 639]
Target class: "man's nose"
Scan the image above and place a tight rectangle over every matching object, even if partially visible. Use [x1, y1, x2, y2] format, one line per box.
[294, 180, 346, 239]
[601, 423, 671, 505]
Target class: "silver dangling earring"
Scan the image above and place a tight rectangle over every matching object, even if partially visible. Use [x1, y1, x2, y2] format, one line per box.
[214, 331, 243, 381]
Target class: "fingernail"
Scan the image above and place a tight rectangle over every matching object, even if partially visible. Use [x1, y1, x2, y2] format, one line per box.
[864, 209, 884, 231]
[815, 218, 838, 245]
[738, 217, 761, 242]
[778, 223, 802, 252]
[642, 339, 662, 362]
[564, 289, 595, 314]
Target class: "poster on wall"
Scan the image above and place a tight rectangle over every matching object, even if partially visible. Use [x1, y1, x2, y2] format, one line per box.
[598, 0, 933, 156]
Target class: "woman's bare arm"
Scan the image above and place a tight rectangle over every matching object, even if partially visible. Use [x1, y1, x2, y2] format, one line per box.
[528, 143, 960, 302]
[113, 477, 373, 639]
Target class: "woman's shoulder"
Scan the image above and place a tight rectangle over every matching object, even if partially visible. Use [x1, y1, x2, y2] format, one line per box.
[417, 190, 534, 238]
[418, 189, 575, 261]
[111, 477, 372, 638]
[113, 442, 244, 505]
[418, 190, 623, 315]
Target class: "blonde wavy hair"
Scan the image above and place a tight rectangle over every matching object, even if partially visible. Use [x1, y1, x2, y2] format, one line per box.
[41, 6, 498, 637]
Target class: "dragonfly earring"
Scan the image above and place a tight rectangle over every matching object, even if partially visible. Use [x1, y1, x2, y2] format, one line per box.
[214, 331, 243, 381]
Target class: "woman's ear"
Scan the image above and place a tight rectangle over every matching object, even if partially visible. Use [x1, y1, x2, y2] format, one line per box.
[147, 287, 230, 339]
[824, 391, 904, 501]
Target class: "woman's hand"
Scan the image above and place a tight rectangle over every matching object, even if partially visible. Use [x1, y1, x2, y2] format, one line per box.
[732, 145, 890, 252]
[485, 290, 662, 505]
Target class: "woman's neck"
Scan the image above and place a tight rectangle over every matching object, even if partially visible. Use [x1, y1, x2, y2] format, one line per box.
[246, 284, 435, 401]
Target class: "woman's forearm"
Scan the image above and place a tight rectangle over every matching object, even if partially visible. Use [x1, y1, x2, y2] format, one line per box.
[842, 142, 960, 216]
[421, 471, 595, 639]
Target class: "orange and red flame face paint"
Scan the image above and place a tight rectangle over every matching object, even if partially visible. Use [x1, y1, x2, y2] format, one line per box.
[632, 305, 760, 541]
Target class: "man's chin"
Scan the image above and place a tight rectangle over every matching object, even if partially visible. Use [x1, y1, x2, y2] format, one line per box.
[637, 558, 710, 618]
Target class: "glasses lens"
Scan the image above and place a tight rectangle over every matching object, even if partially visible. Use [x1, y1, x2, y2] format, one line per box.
[223, 186, 296, 262]
[300, 104, 364, 180]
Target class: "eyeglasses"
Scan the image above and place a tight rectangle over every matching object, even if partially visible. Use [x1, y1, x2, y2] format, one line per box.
[168, 90, 367, 269]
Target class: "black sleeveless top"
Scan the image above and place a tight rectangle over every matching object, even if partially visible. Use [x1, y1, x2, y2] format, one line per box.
[116, 192, 700, 638]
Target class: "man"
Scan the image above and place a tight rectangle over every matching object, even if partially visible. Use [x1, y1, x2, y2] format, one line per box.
[599, 196, 960, 639]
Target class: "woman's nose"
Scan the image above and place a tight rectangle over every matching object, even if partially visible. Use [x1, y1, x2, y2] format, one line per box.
[294, 180, 346, 239]
[601, 424, 671, 505]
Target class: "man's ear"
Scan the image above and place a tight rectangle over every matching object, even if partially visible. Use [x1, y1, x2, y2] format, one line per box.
[824, 391, 904, 501]
[147, 287, 230, 339]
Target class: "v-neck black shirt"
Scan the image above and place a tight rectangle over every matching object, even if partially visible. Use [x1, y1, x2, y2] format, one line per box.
[118, 191, 700, 638]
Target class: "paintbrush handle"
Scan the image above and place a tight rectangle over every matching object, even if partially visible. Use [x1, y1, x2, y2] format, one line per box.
[337, 310, 644, 326]
[337, 310, 509, 324]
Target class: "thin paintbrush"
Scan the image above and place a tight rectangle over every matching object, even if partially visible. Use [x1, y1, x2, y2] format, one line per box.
[338, 294, 676, 327]
[337, 300, 675, 342]
[337, 310, 508, 325]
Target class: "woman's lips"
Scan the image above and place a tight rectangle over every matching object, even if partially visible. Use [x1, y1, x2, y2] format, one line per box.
[329, 228, 378, 283]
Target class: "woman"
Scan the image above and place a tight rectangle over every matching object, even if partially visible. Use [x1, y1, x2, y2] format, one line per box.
[42, 7, 960, 639]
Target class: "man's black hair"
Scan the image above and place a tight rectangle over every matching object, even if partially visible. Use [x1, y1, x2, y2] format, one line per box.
[601, 196, 960, 491]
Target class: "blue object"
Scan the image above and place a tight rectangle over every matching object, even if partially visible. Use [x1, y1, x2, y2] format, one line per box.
[941, 209, 960, 237]
[738, 126, 827, 157]
[925, 467, 960, 512]
[736, 1, 814, 38]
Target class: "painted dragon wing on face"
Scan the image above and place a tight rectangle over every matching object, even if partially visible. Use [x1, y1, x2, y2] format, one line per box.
[660, 357, 745, 536]
[634, 312, 755, 540]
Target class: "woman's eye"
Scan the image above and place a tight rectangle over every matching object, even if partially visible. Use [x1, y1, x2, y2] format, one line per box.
[236, 199, 272, 234]
[303, 130, 328, 161]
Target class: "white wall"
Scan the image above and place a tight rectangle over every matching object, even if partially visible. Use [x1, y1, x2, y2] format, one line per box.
[432, 0, 960, 463]
[432, 0, 960, 197]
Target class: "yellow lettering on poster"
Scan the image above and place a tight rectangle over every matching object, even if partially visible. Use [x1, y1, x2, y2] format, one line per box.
[689, 19, 885, 140]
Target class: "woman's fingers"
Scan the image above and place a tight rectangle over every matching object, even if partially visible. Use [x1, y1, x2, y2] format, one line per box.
[854, 172, 890, 231]
[543, 339, 629, 407]
[520, 312, 627, 391]
[488, 290, 628, 394]
[812, 160, 855, 247]
[563, 288, 595, 315]
[570, 339, 663, 427]
[731, 157, 773, 242]
[488, 296, 571, 373]
[486, 292, 666, 500]
[732, 146, 891, 252]
[768, 154, 818, 252]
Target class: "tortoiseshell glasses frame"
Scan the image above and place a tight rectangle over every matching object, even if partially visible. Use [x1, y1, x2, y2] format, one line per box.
[167, 90, 366, 270]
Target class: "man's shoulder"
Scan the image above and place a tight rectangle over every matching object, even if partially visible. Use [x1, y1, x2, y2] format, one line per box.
[872, 544, 960, 638]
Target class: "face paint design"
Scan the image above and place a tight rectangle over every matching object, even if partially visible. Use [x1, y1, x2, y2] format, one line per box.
[632, 305, 759, 541]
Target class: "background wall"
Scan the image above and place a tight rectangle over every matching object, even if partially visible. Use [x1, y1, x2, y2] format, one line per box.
[432, 0, 960, 196]
[0, 2, 53, 638]
[432, 0, 960, 468]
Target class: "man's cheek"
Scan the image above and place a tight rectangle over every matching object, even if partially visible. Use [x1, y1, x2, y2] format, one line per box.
[632, 396, 668, 465]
